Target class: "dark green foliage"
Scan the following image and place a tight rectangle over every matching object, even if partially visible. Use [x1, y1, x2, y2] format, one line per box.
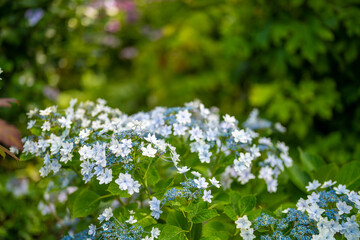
[1, 0, 360, 239]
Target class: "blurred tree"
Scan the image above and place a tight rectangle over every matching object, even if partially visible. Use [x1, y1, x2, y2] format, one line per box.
[1, 0, 360, 163]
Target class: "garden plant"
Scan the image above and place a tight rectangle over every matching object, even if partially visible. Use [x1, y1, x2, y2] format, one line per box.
[18, 99, 360, 239]
[1, 0, 360, 239]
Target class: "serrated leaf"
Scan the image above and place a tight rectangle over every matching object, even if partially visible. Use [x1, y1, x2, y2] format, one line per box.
[159, 225, 187, 240]
[223, 205, 237, 220]
[186, 201, 207, 219]
[202, 220, 232, 239]
[167, 210, 188, 230]
[72, 189, 100, 218]
[137, 216, 157, 228]
[147, 165, 160, 186]
[107, 182, 131, 198]
[192, 209, 219, 223]
[238, 195, 256, 216]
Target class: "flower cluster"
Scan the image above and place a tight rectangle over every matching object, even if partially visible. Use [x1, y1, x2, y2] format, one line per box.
[23, 99, 291, 195]
[62, 208, 160, 240]
[149, 172, 220, 220]
[236, 180, 360, 239]
[22, 99, 293, 239]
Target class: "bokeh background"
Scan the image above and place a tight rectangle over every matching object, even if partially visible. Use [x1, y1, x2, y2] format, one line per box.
[1, 0, 360, 239]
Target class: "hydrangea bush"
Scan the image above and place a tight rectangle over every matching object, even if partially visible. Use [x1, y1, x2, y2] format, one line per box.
[20, 99, 358, 239]
[236, 180, 360, 239]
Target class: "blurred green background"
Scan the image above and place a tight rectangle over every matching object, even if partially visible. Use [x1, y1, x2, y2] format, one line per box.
[1, 0, 360, 238]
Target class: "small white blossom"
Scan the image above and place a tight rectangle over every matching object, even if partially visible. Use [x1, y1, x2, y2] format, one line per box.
[194, 177, 208, 189]
[321, 180, 337, 188]
[191, 171, 201, 178]
[88, 224, 96, 236]
[125, 215, 137, 224]
[337, 201, 352, 215]
[223, 114, 236, 125]
[202, 190, 213, 203]
[334, 184, 349, 195]
[177, 166, 190, 174]
[235, 215, 251, 229]
[115, 173, 140, 195]
[149, 197, 162, 219]
[296, 198, 308, 212]
[240, 228, 255, 240]
[79, 129, 91, 140]
[209, 177, 220, 188]
[41, 121, 51, 131]
[98, 207, 113, 222]
[9, 146, 19, 155]
[97, 168, 113, 184]
[176, 109, 191, 125]
[141, 144, 157, 158]
[151, 227, 160, 239]
[306, 180, 321, 192]
[232, 129, 251, 144]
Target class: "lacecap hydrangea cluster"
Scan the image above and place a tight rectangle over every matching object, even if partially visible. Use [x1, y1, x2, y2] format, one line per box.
[22, 99, 291, 193]
[62, 208, 160, 240]
[22, 99, 292, 238]
[235, 180, 360, 240]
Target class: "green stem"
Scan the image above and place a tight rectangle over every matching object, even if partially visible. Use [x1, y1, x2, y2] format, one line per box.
[211, 152, 222, 176]
[89, 193, 113, 206]
[136, 167, 151, 198]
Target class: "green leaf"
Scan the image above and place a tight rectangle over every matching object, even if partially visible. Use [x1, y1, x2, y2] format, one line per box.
[202, 220, 232, 239]
[223, 205, 237, 221]
[189, 223, 202, 240]
[336, 161, 360, 190]
[107, 182, 131, 198]
[229, 191, 241, 215]
[153, 178, 176, 199]
[298, 148, 325, 172]
[286, 163, 311, 192]
[90, 178, 109, 196]
[30, 127, 42, 136]
[313, 163, 339, 183]
[200, 237, 222, 240]
[147, 165, 160, 186]
[155, 178, 174, 190]
[238, 195, 256, 216]
[67, 190, 81, 213]
[212, 191, 230, 205]
[186, 201, 206, 219]
[72, 189, 100, 218]
[166, 210, 188, 230]
[159, 225, 187, 240]
[19, 153, 34, 161]
[192, 209, 219, 224]
[137, 215, 157, 228]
